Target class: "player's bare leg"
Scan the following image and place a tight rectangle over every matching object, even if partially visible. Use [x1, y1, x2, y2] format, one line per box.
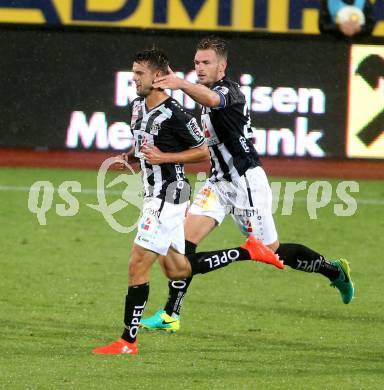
[184, 214, 217, 244]
[141, 218, 282, 331]
[148, 214, 216, 328]
[157, 214, 216, 271]
[128, 244, 159, 285]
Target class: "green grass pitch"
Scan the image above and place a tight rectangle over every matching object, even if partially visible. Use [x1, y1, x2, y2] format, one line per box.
[0, 167, 383, 389]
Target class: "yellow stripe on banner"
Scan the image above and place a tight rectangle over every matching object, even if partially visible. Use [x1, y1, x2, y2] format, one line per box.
[59, 0, 152, 27]
[57, 0, 130, 25]
[232, 0, 242, 30]
[52, 0, 70, 24]
[84, 0, 129, 12]
[373, 21, 384, 36]
[233, 0, 254, 31]
[268, 0, 289, 33]
[167, 0, 216, 30]
[0, 9, 46, 24]
[302, 9, 320, 34]
[115, 0, 151, 28]
[169, 0, 233, 30]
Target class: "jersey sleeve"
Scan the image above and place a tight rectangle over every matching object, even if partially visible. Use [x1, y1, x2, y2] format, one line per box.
[173, 113, 205, 149]
[211, 79, 239, 110]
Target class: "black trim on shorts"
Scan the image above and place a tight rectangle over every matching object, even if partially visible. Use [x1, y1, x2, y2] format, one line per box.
[157, 197, 166, 217]
[243, 172, 254, 208]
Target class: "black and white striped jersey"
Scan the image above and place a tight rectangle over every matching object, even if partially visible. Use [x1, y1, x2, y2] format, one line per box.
[201, 77, 261, 182]
[130, 96, 205, 203]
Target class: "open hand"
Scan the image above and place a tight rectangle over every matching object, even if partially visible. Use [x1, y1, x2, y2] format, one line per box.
[153, 66, 183, 90]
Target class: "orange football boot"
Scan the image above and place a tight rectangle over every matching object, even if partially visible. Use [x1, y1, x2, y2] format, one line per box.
[92, 339, 138, 355]
[241, 236, 284, 269]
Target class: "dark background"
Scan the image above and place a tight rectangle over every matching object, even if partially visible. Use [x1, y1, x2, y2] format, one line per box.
[0, 27, 359, 157]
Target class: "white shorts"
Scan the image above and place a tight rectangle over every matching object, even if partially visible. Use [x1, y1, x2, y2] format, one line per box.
[134, 197, 188, 256]
[188, 166, 278, 245]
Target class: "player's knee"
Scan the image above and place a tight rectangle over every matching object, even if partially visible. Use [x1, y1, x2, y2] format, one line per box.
[164, 268, 189, 280]
[128, 258, 139, 279]
[128, 247, 145, 278]
[128, 256, 153, 285]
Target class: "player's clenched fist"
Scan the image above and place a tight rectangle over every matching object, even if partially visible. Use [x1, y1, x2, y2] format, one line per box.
[141, 145, 167, 165]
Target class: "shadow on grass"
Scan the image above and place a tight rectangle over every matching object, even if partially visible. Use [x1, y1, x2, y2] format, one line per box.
[195, 299, 383, 324]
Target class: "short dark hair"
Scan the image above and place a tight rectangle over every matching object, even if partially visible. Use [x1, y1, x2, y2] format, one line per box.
[133, 48, 169, 73]
[196, 36, 228, 60]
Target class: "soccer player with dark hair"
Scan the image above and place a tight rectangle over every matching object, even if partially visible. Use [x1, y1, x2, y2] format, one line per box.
[92, 48, 283, 355]
[140, 36, 354, 332]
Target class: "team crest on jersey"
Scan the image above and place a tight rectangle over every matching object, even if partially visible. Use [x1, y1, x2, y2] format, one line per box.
[213, 86, 229, 95]
[150, 122, 161, 135]
[186, 118, 204, 143]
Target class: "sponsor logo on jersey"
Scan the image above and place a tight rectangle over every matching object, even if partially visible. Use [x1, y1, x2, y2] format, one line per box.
[202, 113, 220, 145]
[239, 136, 250, 153]
[194, 186, 217, 210]
[141, 217, 152, 231]
[144, 208, 161, 218]
[186, 118, 204, 143]
[227, 207, 257, 217]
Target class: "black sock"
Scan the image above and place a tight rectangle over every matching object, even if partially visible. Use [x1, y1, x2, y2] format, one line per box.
[164, 277, 193, 317]
[187, 246, 251, 275]
[164, 240, 196, 317]
[184, 239, 197, 255]
[276, 243, 340, 280]
[121, 283, 149, 343]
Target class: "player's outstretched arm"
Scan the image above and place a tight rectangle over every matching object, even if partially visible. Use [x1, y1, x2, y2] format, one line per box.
[141, 144, 209, 165]
[153, 67, 220, 108]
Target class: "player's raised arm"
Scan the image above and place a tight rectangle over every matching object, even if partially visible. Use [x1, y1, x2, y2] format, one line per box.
[180, 78, 221, 108]
[153, 67, 221, 108]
